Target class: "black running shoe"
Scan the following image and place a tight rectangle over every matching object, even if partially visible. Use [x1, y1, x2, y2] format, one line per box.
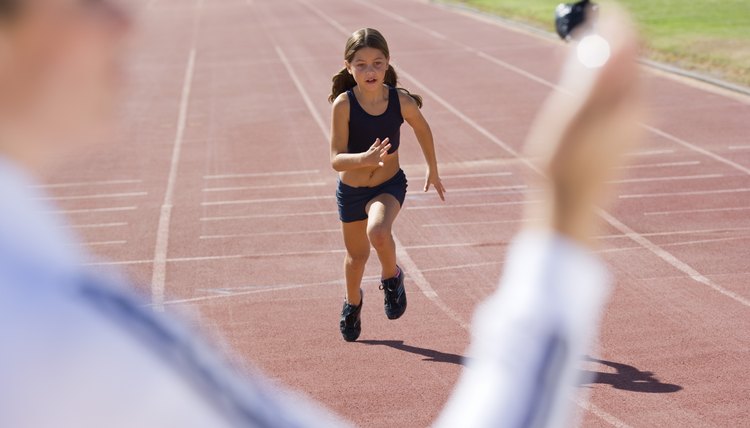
[339, 290, 363, 342]
[380, 266, 406, 320]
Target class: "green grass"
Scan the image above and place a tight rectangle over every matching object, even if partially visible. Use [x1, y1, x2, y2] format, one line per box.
[444, 0, 750, 87]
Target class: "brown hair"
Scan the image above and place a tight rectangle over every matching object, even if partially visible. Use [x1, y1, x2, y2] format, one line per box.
[328, 28, 423, 108]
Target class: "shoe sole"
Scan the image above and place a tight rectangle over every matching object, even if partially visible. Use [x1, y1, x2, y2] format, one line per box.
[342, 326, 361, 342]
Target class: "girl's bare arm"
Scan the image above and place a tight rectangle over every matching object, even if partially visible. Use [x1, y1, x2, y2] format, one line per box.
[401, 92, 446, 200]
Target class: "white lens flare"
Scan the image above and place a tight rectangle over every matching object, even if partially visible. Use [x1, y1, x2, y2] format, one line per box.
[576, 34, 611, 69]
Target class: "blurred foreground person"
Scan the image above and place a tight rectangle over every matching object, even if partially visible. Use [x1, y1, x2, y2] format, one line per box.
[0, 0, 640, 426]
[436, 4, 642, 427]
[0, 1, 344, 427]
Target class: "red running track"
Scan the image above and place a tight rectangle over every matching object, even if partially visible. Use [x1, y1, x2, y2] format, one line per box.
[42, 0, 750, 426]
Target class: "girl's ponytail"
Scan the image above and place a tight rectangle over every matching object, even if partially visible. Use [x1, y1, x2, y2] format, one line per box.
[385, 65, 423, 109]
[329, 68, 357, 103]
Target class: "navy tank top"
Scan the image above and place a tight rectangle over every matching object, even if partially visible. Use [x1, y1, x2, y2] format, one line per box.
[347, 86, 404, 155]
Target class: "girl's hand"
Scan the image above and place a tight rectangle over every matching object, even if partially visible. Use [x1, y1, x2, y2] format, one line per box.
[362, 138, 394, 167]
[424, 170, 446, 201]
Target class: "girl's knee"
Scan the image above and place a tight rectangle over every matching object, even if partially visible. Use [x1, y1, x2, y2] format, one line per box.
[367, 225, 392, 249]
[346, 251, 369, 266]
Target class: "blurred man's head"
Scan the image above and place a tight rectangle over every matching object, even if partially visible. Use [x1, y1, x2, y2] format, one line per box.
[0, 0, 130, 171]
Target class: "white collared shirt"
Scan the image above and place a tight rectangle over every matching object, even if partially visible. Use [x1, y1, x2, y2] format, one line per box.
[0, 158, 347, 428]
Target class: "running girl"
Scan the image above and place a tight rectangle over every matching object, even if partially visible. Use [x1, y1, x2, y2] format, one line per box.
[329, 28, 446, 342]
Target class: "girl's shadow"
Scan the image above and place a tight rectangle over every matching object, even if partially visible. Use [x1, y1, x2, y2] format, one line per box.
[358, 340, 466, 366]
[582, 356, 682, 393]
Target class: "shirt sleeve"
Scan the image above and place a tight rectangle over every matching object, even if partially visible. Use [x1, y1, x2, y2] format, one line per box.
[435, 230, 612, 428]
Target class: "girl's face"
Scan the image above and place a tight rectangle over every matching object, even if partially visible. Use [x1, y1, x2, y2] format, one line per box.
[0, 0, 130, 168]
[346, 47, 388, 91]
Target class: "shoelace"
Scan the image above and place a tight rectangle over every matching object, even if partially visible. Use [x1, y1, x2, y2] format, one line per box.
[379, 282, 397, 304]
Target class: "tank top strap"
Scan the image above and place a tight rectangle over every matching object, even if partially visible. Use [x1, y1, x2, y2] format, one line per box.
[388, 86, 402, 117]
[346, 89, 361, 114]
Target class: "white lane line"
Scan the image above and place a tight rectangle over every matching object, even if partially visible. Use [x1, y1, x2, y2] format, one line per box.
[201, 194, 333, 206]
[626, 149, 675, 157]
[49, 206, 138, 215]
[729, 145, 750, 150]
[86, 259, 151, 267]
[441, 171, 513, 179]
[596, 235, 750, 255]
[86, 248, 350, 267]
[200, 210, 337, 221]
[158, 259, 504, 307]
[395, 236, 470, 329]
[422, 218, 535, 228]
[407, 200, 536, 210]
[597, 227, 750, 240]
[643, 125, 750, 175]
[620, 188, 750, 199]
[447, 184, 527, 193]
[598, 209, 750, 307]
[644, 206, 750, 216]
[70, 222, 128, 229]
[31, 179, 142, 189]
[620, 160, 701, 170]
[34, 192, 147, 202]
[203, 181, 327, 192]
[203, 169, 320, 180]
[158, 278, 346, 306]
[573, 398, 633, 428]
[419, 261, 503, 273]
[404, 241, 503, 250]
[275, 45, 330, 138]
[199, 229, 340, 239]
[660, 235, 750, 248]
[299, 0, 750, 313]
[403, 157, 523, 170]
[209, 275, 382, 295]
[151, 48, 196, 312]
[352, 0, 447, 40]
[476, 50, 559, 89]
[67, 240, 128, 247]
[399, 64, 539, 171]
[86, 240, 128, 247]
[170, 249, 346, 262]
[608, 173, 723, 184]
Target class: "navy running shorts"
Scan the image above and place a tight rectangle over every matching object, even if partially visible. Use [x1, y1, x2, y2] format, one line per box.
[336, 169, 408, 223]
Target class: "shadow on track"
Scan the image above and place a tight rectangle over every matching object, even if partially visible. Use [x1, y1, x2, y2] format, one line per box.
[358, 340, 466, 366]
[582, 356, 682, 393]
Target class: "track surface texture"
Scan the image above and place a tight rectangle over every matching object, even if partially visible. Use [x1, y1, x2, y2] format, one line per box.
[43, 0, 750, 426]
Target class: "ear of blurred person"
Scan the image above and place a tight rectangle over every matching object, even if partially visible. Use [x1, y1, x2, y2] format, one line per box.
[0, 0, 130, 174]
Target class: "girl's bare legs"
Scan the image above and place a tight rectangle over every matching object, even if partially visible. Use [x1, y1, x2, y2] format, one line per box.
[365, 194, 401, 280]
[342, 220, 369, 306]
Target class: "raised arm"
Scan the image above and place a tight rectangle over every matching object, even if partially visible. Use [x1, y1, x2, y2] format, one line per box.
[400, 91, 446, 200]
[436, 4, 641, 427]
[330, 94, 392, 172]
